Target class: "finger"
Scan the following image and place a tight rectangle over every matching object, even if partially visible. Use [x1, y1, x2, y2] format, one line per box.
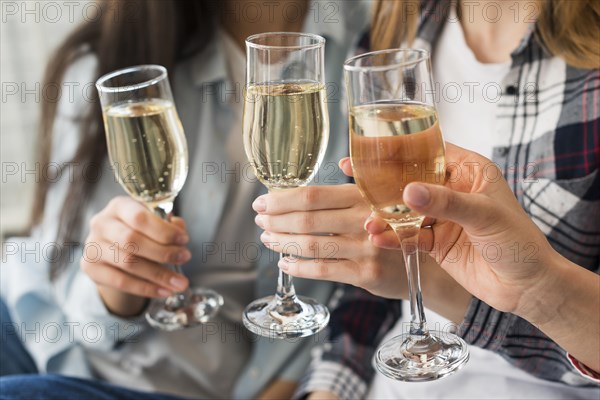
[108, 197, 189, 245]
[368, 230, 401, 250]
[417, 226, 434, 252]
[278, 257, 360, 285]
[252, 184, 361, 214]
[82, 262, 175, 299]
[260, 231, 368, 260]
[114, 255, 190, 292]
[339, 157, 353, 177]
[422, 216, 436, 227]
[97, 219, 191, 265]
[403, 183, 490, 229]
[364, 214, 389, 234]
[83, 239, 190, 292]
[171, 217, 187, 231]
[255, 208, 370, 235]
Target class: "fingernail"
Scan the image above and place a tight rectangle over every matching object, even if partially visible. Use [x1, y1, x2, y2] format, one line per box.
[368, 233, 373, 242]
[405, 184, 430, 207]
[364, 216, 374, 231]
[252, 197, 267, 212]
[170, 276, 187, 291]
[173, 250, 191, 264]
[278, 259, 289, 271]
[260, 231, 271, 242]
[255, 215, 265, 229]
[157, 288, 171, 298]
[175, 234, 189, 245]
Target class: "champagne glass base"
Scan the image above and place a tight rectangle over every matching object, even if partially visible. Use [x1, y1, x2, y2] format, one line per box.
[243, 295, 330, 339]
[375, 331, 469, 382]
[145, 288, 224, 331]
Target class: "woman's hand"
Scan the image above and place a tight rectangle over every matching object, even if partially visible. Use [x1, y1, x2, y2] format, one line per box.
[253, 184, 409, 299]
[81, 196, 191, 317]
[351, 143, 554, 318]
[361, 143, 600, 372]
[357, 143, 596, 325]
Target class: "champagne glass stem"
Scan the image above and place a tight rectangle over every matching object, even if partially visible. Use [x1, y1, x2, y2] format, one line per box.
[152, 201, 188, 308]
[276, 253, 298, 303]
[274, 253, 303, 316]
[391, 223, 429, 338]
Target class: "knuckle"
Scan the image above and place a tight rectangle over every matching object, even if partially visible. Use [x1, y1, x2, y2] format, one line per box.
[113, 275, 127, 291]
[314, 262, 330, 278]
[119, 255, 135, 270]
[306, 239, 320, 255]
[299, 212, 315, 231]
[302, 186, 319, 208]
[260, 216, 272, 231]
[131, 210, 147, 227]
[120, 228, 138, 247]
[152, 268, 169, 285]
[144, 285, 159, 298]
[161, 250, 175, 264]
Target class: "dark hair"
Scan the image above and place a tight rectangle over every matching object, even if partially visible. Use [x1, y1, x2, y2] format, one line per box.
[34, 0, 216, 279]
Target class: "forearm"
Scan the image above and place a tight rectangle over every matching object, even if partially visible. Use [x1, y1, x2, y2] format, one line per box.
[518, 255, 600, 372]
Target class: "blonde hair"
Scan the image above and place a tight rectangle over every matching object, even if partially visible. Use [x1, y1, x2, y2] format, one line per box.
[371, 0, 600, 70]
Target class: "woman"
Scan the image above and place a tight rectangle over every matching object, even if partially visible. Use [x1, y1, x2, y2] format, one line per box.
[253, 0, 600, 398]
[0, 1, 376, 399]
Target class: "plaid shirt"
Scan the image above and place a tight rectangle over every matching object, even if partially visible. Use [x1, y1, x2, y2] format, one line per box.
[296, 1, 600, 397]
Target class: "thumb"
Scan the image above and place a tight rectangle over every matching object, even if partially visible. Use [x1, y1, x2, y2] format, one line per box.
[338, 157, 354, 177]
[403, 182, 485, 228]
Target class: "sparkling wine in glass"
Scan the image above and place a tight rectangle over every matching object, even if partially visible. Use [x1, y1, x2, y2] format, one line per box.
[242, 33, 330, 338]
[96, 65, 223, 331]
[345, 49, 469, 381]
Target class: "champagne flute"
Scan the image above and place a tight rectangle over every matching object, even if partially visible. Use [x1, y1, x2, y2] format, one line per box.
[242, 33, 330, 338]
[344, 50, 469, 381]
[96, 65, 223, 331]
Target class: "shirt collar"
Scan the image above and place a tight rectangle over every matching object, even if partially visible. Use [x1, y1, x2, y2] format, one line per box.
[189, 30, 229, 86]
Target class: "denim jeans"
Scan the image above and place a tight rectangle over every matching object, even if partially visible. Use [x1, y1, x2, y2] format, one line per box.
[0, 299, 37, 376]
[0, 300, 184, 400]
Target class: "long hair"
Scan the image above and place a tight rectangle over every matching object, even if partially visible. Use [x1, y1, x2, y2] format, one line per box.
[371, 0, 600, 69]
[34, 0, 216, 279]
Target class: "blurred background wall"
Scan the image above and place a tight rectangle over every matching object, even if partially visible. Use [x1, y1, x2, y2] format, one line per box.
[1, 1, 89, 239]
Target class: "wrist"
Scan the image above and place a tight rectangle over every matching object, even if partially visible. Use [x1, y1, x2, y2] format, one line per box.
[513, 247, 567, 325]
[98, 286, 148, 318]
[515, 247, 588, 329]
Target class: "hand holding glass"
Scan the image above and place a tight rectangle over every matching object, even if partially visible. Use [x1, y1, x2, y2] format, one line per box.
[242, 33, 330, 338]
[96, 65, 223, 331]
[344, 49, 469, 381]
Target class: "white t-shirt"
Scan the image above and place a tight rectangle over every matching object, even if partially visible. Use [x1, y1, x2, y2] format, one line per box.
[368, 7, 597, 400]
[433, 7, 510, 160]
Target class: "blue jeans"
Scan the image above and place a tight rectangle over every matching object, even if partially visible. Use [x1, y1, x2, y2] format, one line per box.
[0, 299, 37, 376]
[0, 375, 186, 400]
[0, 300, 184, 400]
